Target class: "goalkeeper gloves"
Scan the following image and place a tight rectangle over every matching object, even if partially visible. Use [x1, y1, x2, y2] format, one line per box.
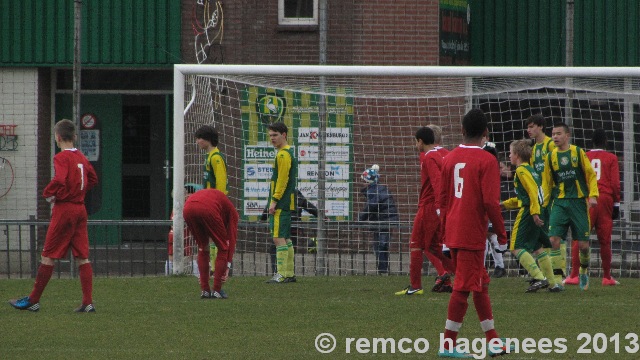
[612, 204, 620, 220]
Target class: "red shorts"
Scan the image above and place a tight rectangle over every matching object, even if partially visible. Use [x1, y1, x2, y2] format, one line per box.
[409, 204, 441, 250]
[42, 202, 89, 259]
[450, 248, 490, 292]
[183, 200, 238, 261]
[167, 229, 195, 256]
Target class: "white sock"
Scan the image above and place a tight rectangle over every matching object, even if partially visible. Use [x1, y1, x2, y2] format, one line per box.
[489, 234, 504, 268]
[165, 260, 173, 275]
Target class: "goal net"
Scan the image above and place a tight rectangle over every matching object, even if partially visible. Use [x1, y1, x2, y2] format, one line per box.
[173, 65, 640, 279]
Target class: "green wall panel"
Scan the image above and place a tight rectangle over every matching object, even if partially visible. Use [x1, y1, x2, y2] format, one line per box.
[471, 0, 566, 66]
[574, 0, 640, 66]
[0, 0, 180, 67]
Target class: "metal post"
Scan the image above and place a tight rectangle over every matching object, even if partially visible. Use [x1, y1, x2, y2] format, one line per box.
[316, 0, 328, 275]
[29, 215, 37, 278]
[73, 0, 82, 139]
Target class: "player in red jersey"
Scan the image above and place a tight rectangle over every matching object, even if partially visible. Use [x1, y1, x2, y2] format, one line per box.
[9, 119, 98, 312]
[438, 109, 510, 358]
[426, 124, 454, 291]
[395, 127, 455, 296]
[565, 129, 621, 286]
[183, 188, 238, 299]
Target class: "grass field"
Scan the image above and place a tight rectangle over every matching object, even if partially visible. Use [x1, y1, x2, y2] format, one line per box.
[2, 275, 639, 359]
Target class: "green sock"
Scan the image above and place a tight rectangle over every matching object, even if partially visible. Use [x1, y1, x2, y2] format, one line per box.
[286, 240, 294, 278]
[560, 241, 567, 276]
[579, 250, 590, 275]
[276, 245, 288, 275]
[550, 249, 564, 284]
[516, 249, 543, 280]
[537, 251, 555, 286]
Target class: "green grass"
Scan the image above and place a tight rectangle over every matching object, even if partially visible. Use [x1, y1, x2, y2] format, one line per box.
[1, 276, 639, 359]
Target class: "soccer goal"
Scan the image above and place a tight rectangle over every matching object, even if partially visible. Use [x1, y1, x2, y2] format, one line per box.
[173, 65, 640, 278]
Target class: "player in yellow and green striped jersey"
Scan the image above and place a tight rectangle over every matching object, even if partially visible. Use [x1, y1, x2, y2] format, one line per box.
[541, 123, 599, 291]
[265, 122, 298, 284]
[502, 140, 555, 293]
[195, 125, 228, 275]
[526, 114, 568, 278]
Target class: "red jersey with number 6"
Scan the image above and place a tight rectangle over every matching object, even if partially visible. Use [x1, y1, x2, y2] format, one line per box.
[43, 149, 98, 204]
[586, 149, 620, 203]
[439, 144, 506, 250]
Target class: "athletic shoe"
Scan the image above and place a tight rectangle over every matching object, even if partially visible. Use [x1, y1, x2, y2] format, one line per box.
[492, 266, 507, 278]
[488, 338, 515, 357]
[548, 284, 564, 293]
[563, 276, 579, 285]
[525, 278, 549, 293]
[602, 277, 620, 286]
[74, 304, 96, 313]
[579, 273, 589, 291]
[200, 290, 212, 299]
[211, 290, 228, 299]
[438, 347, 474, 358]
[8, 296, 39, 312]
[283, 276, 297, 283]
[432, 273, 451, 292]
[266, 273, 285, 284]
[394, 286, 424, 296]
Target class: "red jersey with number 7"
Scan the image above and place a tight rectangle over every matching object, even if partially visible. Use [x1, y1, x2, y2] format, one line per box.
[43, 149, 98, 204]
[419, 149, 443, 208]
[586, 149, 621, 203]
[439, 144, 506, 250]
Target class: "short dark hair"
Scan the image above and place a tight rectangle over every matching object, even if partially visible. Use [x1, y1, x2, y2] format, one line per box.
[592, 128, 608, 148]
[195, 125, 219, 147]
[55, 119, 76, 141]
[526, 114, 545, 127]
[267, 121, 288, 135]
[552, 122, 570, 134]
[415, 127, 435, 145]
[462, 108, 488, 139]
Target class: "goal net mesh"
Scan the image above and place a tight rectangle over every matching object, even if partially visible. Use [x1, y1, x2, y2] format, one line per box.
[178, 71, 640, 278]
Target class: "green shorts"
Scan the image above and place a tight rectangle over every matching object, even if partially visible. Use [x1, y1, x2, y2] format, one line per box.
[509, 207, 550, 252]
[270, 209, 292, 239]
[548, 198, 591, 241]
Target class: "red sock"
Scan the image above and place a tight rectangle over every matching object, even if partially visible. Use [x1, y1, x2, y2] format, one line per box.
[570, 241, 580, 278]
[430, 247, 456, 274]
[410, 250, 423, 289]
[424, 251, 445, 275]
[197, 250, 211, 292]
[472, 288, 499, 340]
[212, 248, 228, 292]
[78, 262, 93, 305]
[29, 264, 54, 303]
[444, 290, 469, 350]
[600, 240, 612, 279]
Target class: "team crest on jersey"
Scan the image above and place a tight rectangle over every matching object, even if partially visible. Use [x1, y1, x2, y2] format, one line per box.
[560, 157, 569, 166]
[256, 93, 286, 126]
[536, 149, 541, 158]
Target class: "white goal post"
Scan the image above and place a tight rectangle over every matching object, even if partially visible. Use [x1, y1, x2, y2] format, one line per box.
[173, 65, 640, 277]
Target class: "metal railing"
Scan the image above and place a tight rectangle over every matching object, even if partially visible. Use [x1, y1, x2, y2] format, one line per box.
[2, 217, 640, 278]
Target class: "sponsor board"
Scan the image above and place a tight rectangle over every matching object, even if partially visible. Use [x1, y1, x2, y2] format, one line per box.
[298, 127, 350, 144]
[298, 145, 350, 162]
[297, 181, 350, 199]
[244, 181, 271, 198]
[245, 163, 273, 180]
[299, 163, 350, 180]
[244, 199, 268, 215]
[325, 200, 350, 217]
[245, 146, 277, 161]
